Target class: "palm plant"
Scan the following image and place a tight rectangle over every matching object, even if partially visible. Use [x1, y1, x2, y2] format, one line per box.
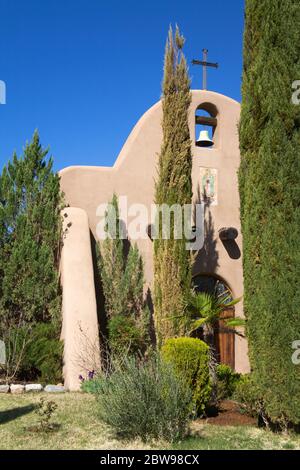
[187, 290, 243, 344]
[187, 290, 244, 406]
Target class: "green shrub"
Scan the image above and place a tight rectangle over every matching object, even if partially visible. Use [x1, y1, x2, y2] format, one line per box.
[34, 397, 58, 432]
[95, 355, 194, 443]
[81, 378, 103, 394]
[108, 315, 146, 355]
[20, 323, 63, 384]
[216, 364, 241, 401]
[234, 374, 295, 431]
[161, 337, 211, 416]
[233, 374, 262, 418]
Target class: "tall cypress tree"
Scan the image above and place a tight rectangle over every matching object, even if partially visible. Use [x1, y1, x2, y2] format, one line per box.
[154, 26, 192, 342]
[99, 194, 126, 320]
[239, 0, 300, 425]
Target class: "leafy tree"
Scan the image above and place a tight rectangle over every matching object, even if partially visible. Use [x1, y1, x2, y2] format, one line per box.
[0, 131, 63, 379]
[239, 0, 300, 426]
[154, 26, 193, 342]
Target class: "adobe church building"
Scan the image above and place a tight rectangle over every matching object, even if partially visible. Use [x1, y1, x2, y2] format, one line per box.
[59, 89, 250, 390]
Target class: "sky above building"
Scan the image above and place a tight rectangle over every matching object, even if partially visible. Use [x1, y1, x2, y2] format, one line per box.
[0, 0, 244, 171]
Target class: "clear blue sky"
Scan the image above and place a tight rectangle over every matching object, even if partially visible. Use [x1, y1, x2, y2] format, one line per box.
[0, 0, 245, 171]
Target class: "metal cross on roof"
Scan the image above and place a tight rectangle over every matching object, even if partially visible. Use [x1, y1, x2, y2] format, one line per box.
[192, 49, 218, 90]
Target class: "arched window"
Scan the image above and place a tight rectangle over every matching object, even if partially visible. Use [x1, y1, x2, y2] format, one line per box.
[193, 274, 232, 302]
[195, 103, 218, 148]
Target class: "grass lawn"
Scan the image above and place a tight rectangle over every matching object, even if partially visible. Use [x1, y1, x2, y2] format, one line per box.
[0, 392, 299, 450]
[173, 423, 300, 450]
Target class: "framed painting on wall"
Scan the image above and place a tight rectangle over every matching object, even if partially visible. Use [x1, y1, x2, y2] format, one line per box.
[199, 167, 218, 206]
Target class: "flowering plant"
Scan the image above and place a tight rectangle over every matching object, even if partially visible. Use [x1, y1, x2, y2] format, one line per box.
[79, 370, 95, 382]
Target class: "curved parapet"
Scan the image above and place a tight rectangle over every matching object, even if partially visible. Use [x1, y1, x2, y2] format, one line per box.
[59, 91, 241, 240]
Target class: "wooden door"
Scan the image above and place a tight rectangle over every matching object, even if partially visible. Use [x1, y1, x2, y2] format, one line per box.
[214, 308, 235, 369]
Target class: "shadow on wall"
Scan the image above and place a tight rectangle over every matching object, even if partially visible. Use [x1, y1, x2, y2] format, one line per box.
[90, 232, 109, 365]
[90, 224, 157, 355]
[192, 183, 219, 276]
[145, 287, 156, 347]
[221, 239, 241, 260]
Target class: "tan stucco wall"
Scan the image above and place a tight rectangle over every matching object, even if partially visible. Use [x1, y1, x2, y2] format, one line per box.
[60, 207, 101, 390]
[60, 90, 250, 388]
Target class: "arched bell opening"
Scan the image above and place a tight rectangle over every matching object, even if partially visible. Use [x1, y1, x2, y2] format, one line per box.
[192, 273, 235, 369]
[195, 103, 218, 148]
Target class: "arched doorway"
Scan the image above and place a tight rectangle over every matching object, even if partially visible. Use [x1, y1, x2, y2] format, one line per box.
[192, 274, 235, 369]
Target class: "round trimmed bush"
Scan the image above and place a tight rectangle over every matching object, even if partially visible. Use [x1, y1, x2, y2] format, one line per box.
[161, 337, 211, 416]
